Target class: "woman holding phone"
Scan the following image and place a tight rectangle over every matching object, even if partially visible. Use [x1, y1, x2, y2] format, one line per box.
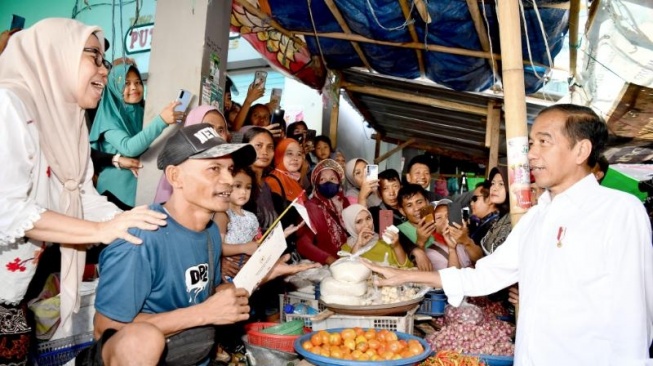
[89, 63, 183, 208]
[344, 158, 381, 207]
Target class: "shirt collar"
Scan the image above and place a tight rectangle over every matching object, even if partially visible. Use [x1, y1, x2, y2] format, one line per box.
[537, 173, 598, 208]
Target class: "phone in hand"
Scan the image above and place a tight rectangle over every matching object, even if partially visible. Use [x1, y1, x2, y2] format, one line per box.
[253, 71, 267, 89]
[419, 205, 435, 223]
[174, 89, 193, 113]
[365, 164, 379, 181]
[448, 202, 464, 227]
[271, 109, 285, 126]
[378, 210, 394, 237]
[462, 207, 470, 222]
[11, 15, 25, 30]
[270, 88, 282, 105]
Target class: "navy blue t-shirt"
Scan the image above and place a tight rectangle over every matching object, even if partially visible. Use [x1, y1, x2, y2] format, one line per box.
[95, 204, 222, 322]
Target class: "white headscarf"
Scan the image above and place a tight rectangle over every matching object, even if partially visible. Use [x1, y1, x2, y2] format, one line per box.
[342, 204, 379, 248]
[0, 18, 105, 335]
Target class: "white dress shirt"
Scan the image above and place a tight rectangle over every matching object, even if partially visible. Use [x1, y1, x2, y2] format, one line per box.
[440, 174, 653, 365]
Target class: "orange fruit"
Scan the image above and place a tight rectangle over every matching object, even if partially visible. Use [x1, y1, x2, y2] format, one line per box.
[301, 340, 313, 350]
[340, 328, 356, 340]
[310, 333, 322, 346]
[343, 338, 356, 351]
[364, 329, 377, 340]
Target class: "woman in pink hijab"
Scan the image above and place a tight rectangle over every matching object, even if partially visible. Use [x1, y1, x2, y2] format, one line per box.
[153, 105, 230, 203]
[0, 18, 166, 364]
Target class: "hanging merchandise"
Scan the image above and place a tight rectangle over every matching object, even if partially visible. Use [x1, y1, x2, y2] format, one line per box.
[459, 172, 469, 195]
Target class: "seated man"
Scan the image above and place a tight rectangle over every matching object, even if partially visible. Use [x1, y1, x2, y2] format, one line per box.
[81, 124, 314, 366]
[369, 169, 432, 271]
[396, 184, 470, 271]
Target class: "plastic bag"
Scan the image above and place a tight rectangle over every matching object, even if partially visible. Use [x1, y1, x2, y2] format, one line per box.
[27, 273, 61, 340]
[444, 300, 483, 325]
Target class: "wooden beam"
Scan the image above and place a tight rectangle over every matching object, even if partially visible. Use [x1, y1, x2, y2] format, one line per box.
[323, 0, 373, 72]
[466, 0, 499, 79]
[486, 101, 501, 170]
[294, 30, 498, 60]
[398, 0, 426, 77]
[233, 0, 306, 47]
[569, 0, 581, 77]
[374, 132, 382, 161]
[374, 138, 415, 164]
[374, 135, 487, 164]
[341, 81, 488, 116]
[328, 89, 341, 147]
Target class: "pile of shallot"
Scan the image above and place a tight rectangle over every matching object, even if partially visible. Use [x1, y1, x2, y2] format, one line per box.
[425, 299, 515, 356]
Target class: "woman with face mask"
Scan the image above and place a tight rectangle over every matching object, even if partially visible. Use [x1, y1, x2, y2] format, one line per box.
[296, 159, 350, 264]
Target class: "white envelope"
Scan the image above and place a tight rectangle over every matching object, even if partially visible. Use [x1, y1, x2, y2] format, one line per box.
[233, 223, 287, 294]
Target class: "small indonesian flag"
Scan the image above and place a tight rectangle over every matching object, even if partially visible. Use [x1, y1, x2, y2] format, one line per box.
[291, 192, 315, 233]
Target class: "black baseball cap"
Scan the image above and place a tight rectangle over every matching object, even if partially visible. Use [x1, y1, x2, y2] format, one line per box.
[157, 123, 256, 169]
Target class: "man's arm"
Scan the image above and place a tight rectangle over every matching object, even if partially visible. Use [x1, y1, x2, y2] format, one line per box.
[94, 284, 250, 339]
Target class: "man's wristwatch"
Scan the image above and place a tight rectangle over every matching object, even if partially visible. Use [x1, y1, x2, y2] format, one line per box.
[112, 153, 122, 169]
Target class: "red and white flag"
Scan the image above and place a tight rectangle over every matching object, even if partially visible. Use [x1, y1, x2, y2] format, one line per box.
[291, 192, 315, 233]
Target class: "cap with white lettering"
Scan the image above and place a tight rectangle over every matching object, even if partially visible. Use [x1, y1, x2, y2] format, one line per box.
[157, 123, 256, 169]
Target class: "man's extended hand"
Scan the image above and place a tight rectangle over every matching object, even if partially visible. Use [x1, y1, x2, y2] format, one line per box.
[362, 260, 408, 287]
[264, 254, 320, 283]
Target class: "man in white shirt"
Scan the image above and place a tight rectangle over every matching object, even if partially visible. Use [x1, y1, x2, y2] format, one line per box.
[366, 104, 653, 365]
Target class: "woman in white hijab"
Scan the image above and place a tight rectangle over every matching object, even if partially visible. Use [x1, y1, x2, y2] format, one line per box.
[341, 204, 412, 268]
[344, 158, 381, 207]
[0, 18, 166, 364]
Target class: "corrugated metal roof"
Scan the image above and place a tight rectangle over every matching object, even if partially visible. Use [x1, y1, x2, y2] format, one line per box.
[340, 69, 550, 163]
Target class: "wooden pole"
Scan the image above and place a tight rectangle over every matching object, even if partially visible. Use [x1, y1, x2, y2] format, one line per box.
[466, 0, 500, 77]
[329, 89, 341, 148]
[341, 82, 488, 116]
[497, 0, 531, 225]
[569, 0, 581, 78]
[486, 101, 501, 171]
[398, 0, 426, 76]
[374, 132, 382, 161]
[324, 0, 373, 72]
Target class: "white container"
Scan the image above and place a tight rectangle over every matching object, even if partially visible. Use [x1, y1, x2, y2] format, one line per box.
[278, 292, 325, 322]
[286, 306, 417, 334]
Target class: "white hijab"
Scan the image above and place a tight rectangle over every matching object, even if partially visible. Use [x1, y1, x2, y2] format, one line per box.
[0, 18, 105, 335]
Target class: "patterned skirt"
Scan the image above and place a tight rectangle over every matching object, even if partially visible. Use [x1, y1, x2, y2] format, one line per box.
[0, 303, 31, 366]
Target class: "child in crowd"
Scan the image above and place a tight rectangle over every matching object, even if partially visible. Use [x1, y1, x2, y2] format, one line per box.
[215, 166, 261, 278]
[90, 63, 182, 208]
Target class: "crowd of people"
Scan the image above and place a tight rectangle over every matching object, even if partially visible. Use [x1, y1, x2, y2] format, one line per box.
[1, 18, 651, 366]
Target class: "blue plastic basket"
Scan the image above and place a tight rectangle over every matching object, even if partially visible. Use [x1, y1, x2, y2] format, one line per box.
[294, 328, 432, 366]
[417, 291, 447, 316]
[35, 332, 94, 366]
[466, 354, 514, 366]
